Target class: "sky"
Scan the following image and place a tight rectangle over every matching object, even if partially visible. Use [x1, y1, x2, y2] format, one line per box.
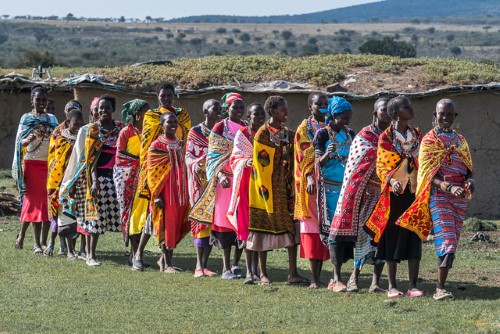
[2, 0, 381, 19]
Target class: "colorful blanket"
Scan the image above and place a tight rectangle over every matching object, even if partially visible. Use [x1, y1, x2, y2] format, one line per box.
[395, 128, 473, 240]
[330, 125, 380, 241]
[12, 112, 57, 201]
[364, 126, 421, 244]
[188, 130, 232, 225]
[227, 127, 254, 229]
[47, 129, 76, 220]
[294, 117, 323, 221]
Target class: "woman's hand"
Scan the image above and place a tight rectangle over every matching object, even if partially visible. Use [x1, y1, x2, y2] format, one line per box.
[90, 181, 100, 198]
[390, 179, 403, 195]
[326, 142, 336, 156]
[450, 186, 466, 198]
[246, 159, 253, 167]
[218, 174, 230, 188]
[306, 175, 316, 195]
[154, 197, 164, 209]
[21, 133, 37, 147]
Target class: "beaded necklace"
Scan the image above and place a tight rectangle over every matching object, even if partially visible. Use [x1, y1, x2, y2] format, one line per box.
[306, 116, 324, 142]
[436, 127, 462, 164]
[392, 125, 419, 158]
[266, 121, 288, 147]
[224, 118, 248, 140]
[327, 126, 352, 167]
[97, 120, 120, 147]
[200, 122, 211, 138]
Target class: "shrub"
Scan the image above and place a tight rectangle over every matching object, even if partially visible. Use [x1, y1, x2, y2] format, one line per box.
[301, 44, 319, 55]
[231, 28, 241, 34]
[0, 33, 8, 45]
[239, 33, 250, 42]
[16, 50, 57, 67]
[450, 46, 462, 56]
[284, 41, 296, 48]
[307, 37, 318, 45]
[359, 37, 416, 58]
[189, 38, 203, 46]
[226, 38, 234, 45]
[215, 27, 227, 34]
[281, 30, 292, 40]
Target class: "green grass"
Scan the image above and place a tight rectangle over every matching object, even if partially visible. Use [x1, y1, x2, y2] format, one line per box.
[0, 217, 498, 333]
[2, 55, 500, 91]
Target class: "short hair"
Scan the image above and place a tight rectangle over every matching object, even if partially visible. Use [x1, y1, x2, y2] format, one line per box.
[374, 97, 389, 110]
[387, 95, 410, 120]
[160, 111, 177, 125]
[156, 82, 175, 95]
[47, 98, 55, 104]
[436, 98, 456, 112]
[30, 84, 47, 100]
[264, 96, 287, 116]
[67, 110, 84, 122]
[203, 99, 219, 111]
[307, 92, 324, 106]
[99, 94, 116, 111]
[247, 102, 264, 113]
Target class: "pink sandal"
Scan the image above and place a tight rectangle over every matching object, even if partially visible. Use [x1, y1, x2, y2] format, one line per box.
[407, 289, 427, 297]
[387, 290, 404, 298]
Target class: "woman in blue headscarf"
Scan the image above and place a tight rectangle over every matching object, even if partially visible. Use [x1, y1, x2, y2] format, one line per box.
[313, 96, 355, 292]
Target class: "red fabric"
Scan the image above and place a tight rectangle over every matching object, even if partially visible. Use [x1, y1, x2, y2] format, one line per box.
[300, 233, 330, 260]
[77, 225, 90, 236]
[237, 167, 251, 241]
[20, 160, 49, 223]
[226, 93, 244, 106]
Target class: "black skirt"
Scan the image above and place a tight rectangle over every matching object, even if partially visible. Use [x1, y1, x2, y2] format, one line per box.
[376, 187, 422, 262]
[210, 230, 237, 249]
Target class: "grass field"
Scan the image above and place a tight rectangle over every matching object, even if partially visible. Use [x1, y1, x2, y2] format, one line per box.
[0, 172, 498, 333]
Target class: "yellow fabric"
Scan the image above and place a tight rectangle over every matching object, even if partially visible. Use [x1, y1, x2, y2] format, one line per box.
[396, 129, 474, 240]
[293, 119, 316, 220]
[126, 133, 141, 157]
[146, 149, 172, 240]
[46, 135, 73, 219]
[249, 140, 275, 213]
[376, 145, 401, 188]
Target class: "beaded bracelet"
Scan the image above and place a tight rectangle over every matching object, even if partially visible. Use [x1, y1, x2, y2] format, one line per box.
[466, 178, 475, 185]
[440, 181, 452, 192]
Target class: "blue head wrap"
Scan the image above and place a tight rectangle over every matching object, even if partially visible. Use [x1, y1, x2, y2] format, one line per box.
[326, 96, 352, 124]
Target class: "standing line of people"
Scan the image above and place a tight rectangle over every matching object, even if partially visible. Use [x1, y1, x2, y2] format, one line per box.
[12, 84, 475, 300]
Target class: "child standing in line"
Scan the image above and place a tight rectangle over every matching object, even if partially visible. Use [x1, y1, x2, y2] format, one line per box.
[228, 102, 267, 284]
[147, 112, 191, 273]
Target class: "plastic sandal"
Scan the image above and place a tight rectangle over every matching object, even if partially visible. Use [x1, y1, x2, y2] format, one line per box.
[387, 290, 404, 298]
[407, 289, 427, 297]
[433, 289, 454, 300]
[44, 245, 54, 256]
[32, 246, 43, 254]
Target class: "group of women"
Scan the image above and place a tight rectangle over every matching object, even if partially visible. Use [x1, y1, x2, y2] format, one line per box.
[12, 83, 475, 300]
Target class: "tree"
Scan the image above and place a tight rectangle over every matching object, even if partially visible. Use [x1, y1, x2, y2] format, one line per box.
[450, 46, 462, 56]
[118, 16, 125, 23]
[359, 37, 416, 58]
[17, 50, 57, 67]
[226, 38, 234, 45]
[301, 43, 319, 55]
[215, 27, 227, 34]
[145, 16, 152, 26]
[281, 30, 292, 40]
[65, 13, 74, 22]
[2, 15, 10, 19]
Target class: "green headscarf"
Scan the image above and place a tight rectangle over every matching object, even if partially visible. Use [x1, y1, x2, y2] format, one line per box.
[121, 99, 149, 124]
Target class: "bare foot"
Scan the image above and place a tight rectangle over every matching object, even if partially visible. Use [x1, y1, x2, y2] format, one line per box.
[369, 285, 386, 293]
[259, 275, 272, 285]
[164, 266, 181, 274]
[157, 255, 165, 272]
[309, 282, 321, 289]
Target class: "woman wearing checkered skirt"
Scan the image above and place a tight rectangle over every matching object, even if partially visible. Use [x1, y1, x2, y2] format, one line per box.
[83, 95, 123, 266]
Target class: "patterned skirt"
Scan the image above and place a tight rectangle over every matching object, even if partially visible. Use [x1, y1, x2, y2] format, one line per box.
[83, 176, 121, 235]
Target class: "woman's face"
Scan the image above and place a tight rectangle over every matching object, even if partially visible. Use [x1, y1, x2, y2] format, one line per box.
[333, 109, 352, 129]
[98, 99, 113, 122]
[271, 102, 288, 124]
[228, 99, 245, 121]
[158, 89, 174, 108]
[248, 105, 266, 129]
[32, 92, 48, 113]
[162, 114, 179, 137]
[309, 94, 327, 122]
[396, 99, 415, 121]
[375, 100, 391, 124]
[91, 104, 100, 121]
[69, 117, 85, 134]
[435, 105, 456, 129]
[206, 101, 223, 123]
[45, 101, 56, 115]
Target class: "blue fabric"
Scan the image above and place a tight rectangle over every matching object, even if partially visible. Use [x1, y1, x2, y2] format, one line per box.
[320, 130, 350, 182]
[326, 96, 352, 124]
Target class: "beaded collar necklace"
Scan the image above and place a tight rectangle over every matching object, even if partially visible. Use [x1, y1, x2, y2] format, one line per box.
[159, 136, 182, 149]
[306, 116, 325, 142]
[97, 120, 120, 145]
[266, 121, 288, 146]
[392, 125, 419, 157]
[327, 126, 352, 167]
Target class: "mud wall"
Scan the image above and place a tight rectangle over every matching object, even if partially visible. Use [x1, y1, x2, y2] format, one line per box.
[1, 87, 499, 217]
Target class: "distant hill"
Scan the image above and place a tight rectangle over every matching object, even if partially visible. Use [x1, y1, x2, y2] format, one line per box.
[168, 0, 500, 23]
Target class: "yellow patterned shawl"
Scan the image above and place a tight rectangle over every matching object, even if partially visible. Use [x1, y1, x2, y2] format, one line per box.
[47, 130, 75, 220]
[249, 136, 276, 214]
[294, 117, 322, 221]
[396, 128, 473, 240]
[188, 131, 232, 225]
[364, 126, 421, 244]
[137, 106, 190, 199]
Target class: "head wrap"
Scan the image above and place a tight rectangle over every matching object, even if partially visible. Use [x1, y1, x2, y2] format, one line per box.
[326, 96, 352, 124]
[121, 99, 149, 124]
[221, 92, 244, 118]
[64, 100, 82, 114]
[90, 97, 100, 110]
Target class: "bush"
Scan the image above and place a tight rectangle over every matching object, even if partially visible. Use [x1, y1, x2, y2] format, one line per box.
[0, 33, 8, 45]
[239, 33, 250, 42]
[307, 37, 318, 45]
[231, 28, 241, 34]
[359, 37, 416, 58]
[226, 38, 234, 45]
[450, 46, 462, 56]
[281, 30, 292, 40]
[16, 50, 57, 67]
[446, 34, 455, 42]
[301, 44, 319, 55]
[463, 217, 497, 231]
[267, 42, 276, 49]
[333, 35, 351, 42]
[284, 41, 296, 48]
[215, 27, 227, 34]
[189, 38, 203, 46]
